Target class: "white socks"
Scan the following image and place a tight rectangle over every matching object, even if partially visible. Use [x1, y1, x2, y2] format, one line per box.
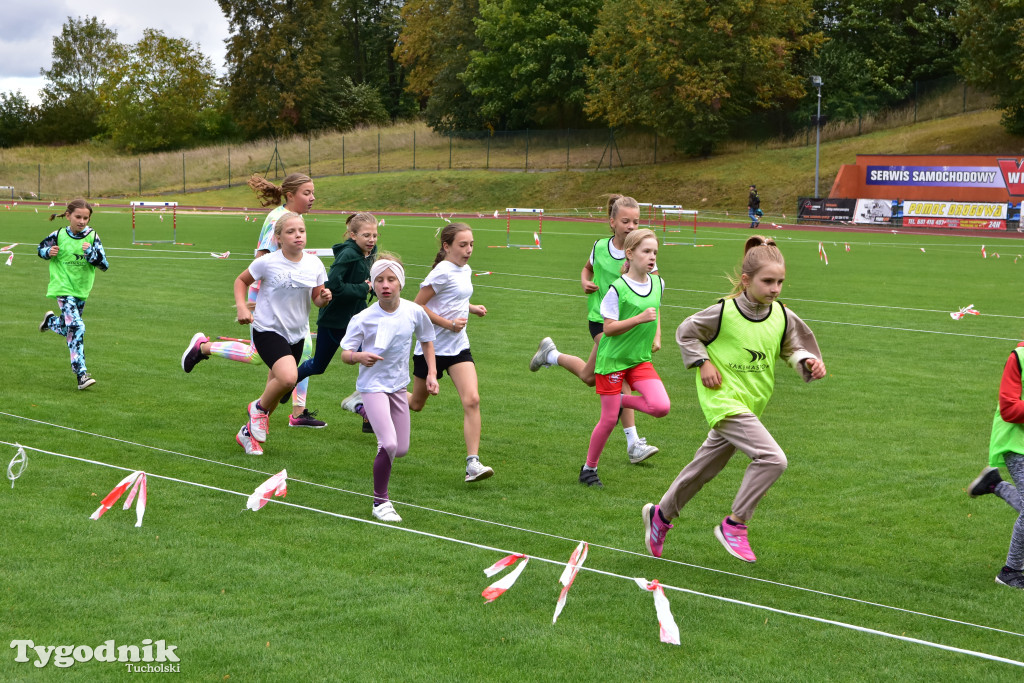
[623, 426, 638, 449]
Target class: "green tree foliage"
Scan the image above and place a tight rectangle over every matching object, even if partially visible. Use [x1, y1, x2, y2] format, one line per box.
[0, 91, 34, 147]
[586, 0, 822, 155]
[36, 16, 118, 143]
[463, 0, 602, 129]
[956, 0, 1024, 135]
[97, 30, 221, 153]
[395, 0, 486, 132]
[806, 0, 959, 122]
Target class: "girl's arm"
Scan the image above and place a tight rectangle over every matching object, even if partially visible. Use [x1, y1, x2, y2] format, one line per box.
[234, 270, 256, 324]
[84, 234, 109, 271]
[999, 346, 1024, 423]
[328, 254, 372, 300]
[341, 348, 383, 367]
[581, 260, 598, 293]
[469, 303, 487, 317]
[675, 302, 723, 368]
[37, 231, 59, 259]
[604, 308, 657, 336]
[653, 309, 662, 352]
[414, 285, 468, 333]
[420, 340, 440, 395]
[780, 308, 826, 381]
[311, 284, 332, 308]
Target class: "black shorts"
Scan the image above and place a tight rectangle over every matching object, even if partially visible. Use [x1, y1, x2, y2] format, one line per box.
[253, 330, 304, 369]
[589, 320, 604, 340]
[413, 348, 474, 379]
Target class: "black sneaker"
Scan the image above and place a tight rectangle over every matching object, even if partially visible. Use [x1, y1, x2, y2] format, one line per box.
[77, 373, 96, 390]
[968, 466, 1002, 497]
[578, 464, 603, 488]
[995, 566, 1024, 589]
[289, 409, 327, 428]
[361, 415, 374, 433]
[39, 310, 54, 332]
[181, 332, 209, 373]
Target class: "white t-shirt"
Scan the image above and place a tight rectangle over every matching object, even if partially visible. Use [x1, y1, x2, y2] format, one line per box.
[599, 274, 666, 320]
[256, 205, 288, 255]
[414, 260, 472, 357]
[247, 250, 327, 344]
[342, 299, 436, 394]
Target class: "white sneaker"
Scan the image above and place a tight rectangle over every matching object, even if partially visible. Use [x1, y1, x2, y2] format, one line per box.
[247, 400, 269, 443]
[340, 390, 362, 413]
[628, 438, 659, 464]
[235, 425, 263, 455]
[372, 501, 402, 522]
[465, 459, 494, 482]
[530, 337, 556, 372]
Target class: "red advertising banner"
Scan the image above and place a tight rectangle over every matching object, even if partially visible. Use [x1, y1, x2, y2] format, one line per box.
[903, 217, 1006, 231]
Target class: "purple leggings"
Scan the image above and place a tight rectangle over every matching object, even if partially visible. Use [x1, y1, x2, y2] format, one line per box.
[587, 379, 670, 468]
[363, 391, 410, 504]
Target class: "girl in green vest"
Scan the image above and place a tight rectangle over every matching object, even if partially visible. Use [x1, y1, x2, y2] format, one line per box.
[967, 341, 1024, 589]
[580, 229, 670, 488]
[530, 194, 660, 464]
[37, 198, 109, 390]
[643, 235, 826, 563]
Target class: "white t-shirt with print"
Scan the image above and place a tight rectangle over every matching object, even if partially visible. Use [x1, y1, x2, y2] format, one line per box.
[599, 274, 666, 320]
[414, 260, 472, 357]
[342, 299, 436, 394]
[247, 250, 327, 344]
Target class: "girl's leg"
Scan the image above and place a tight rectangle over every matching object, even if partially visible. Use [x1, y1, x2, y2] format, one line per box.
[448, 362, 481, 456]
[296, 327, 343, 382]
[659, 428, 737, 519]
[362, 393, 397, 503]
[713, 414, 788, 522]
[996, 479, 1024, 514]
[204, 340, 261, 363]
[290, 333, 313, 416]
[408, 376, 430, 412]
[1003, 454, 1024, 571]
[621, 378, 670, 418]
[387, 392, 411, 459]
[259, 355, 299, 415]
[586, 393, 622, 469]
[533, 337, 597, 387]
[54, 296, 88, 378]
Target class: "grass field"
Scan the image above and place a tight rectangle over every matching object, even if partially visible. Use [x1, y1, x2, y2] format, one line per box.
[2, 204, 1024, 680]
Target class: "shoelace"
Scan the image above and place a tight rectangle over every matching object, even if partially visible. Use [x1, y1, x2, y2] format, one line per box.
[251, 412, 269, 432]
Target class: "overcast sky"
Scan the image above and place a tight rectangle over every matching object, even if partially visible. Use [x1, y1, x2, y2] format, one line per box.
[0, 0, 230, 104]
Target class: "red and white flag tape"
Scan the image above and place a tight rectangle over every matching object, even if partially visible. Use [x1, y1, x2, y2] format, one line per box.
[4, 252, 12, 266]
[534, 232, 541, 248]
[90, 471, 147, 527]
[817, 242, 828, 265]
[1015, 254, 1022, 264]
[493, 210, 499, 218]
[920, 248, 926, 253]
[246, 469, 288, 511]
[634, 578, 681, 646]
[482, 554, 529, 603]
[378, 219, 385, 227]
[950, 305, 980, 321]
[844, 242, 850, 252]
[0, 243, 17, 252]
[210, 251, 230, 259]
[552, 542, 588, 624]
[474, 271, 493, 277]
[981, 245, 987, 259]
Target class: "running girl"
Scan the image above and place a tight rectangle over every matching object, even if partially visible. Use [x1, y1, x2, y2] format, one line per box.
[967, 339, 1024, 589]
[643, 235, 826, 563]
[182, 173, 325, 428]
[297, 212, 378, 432]
[341, 256, 438, 522]
[232, 213, 331, 455]
[37, 198, 109, 390]
[530, 194, 659, 463]
[580, 229, 669, 487]
[409, 223, 493, 483]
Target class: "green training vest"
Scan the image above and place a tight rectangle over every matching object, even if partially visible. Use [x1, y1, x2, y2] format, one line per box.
[990, 347, 1024, 467]
[47, 228, 97, 300]
[595, 274, 661, 375]
[587, 237, 625, 323]
[697, 298, 786, 427]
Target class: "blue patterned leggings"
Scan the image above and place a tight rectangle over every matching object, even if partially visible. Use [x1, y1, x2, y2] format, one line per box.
[46, 296, 88, 377]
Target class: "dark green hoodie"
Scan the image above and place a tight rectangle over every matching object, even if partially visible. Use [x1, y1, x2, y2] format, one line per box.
[317, 238, 376, 328]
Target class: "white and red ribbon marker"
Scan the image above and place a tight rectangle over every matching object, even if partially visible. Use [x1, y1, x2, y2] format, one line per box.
[552, 542, 588, 624]
[534, 232, 541, 248]
[1015, 254, 1022, 264]
[473, 271, 492, 277]
[634, 578, 681, 645]
[845, 242, 850, 252]
[0, 243, 17, 252]
[482, 553, 529, 603]
[981, 245, 987, 259]
[950, 304, 980, 321]
[493, 209, 499, 218]
[90, 471, 147, 527]
[247, 469, 288, 511]
[210, 251, 230, 259]
[4, 252, 12, 266]
[817, 242, 828, 265]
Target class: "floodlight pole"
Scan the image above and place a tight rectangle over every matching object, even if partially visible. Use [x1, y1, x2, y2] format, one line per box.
[812, 76, 823, 198]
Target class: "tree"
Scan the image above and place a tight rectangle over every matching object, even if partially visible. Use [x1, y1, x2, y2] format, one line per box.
[0, 91, 34, 147]
[98, 30, 221, 152]
[395, 0, 487, 131]
[36, 16, 119, 143]
[956, 0, 1024, 135]
[462, 0, 603, 129]
[585, 0, 822, 155]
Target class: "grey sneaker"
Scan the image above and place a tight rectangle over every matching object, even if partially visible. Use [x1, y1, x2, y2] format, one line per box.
[465, 459, 494, 482]
[530, 337, 556, 372]
[340, 390, 362, 413]
[39, 310, 54, 332]
[968, 466, 1002, 497]
[628, 438, 659, 464]
[995, 567, 1024, 589]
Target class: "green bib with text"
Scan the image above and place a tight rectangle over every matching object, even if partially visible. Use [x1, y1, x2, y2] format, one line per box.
[595, 274, 661, 375]
[990, 348, 1024, 467]
[47, 229, 97, 299]
[587, 238, 625, 323]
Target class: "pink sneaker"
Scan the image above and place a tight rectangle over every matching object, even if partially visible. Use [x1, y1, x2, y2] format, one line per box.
[643, 503, 672, 558]
[714, 517, 756, 563]
[247, 400, 269, 443]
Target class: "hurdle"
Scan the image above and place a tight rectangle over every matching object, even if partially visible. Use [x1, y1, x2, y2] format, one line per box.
[490, 207, 543, 249]
[131, 202, 179, 244]
[660, 208, 701, 246]
[638, 202, 655, 228]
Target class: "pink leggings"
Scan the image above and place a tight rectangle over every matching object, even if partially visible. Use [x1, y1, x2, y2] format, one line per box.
[362, 391, 410, 504]
[587, 379, 670, 468]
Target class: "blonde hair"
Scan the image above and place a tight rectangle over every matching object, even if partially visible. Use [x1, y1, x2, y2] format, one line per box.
[621, 228, 658, 273]
[50, 197, 92, 221]
[346, 212, 378, 235]
[432, 222, 472, 268]
[274, 212, 304, 238]
[726, 235, 784, 297]
[376, 250, 401, 264]
[248, 173, 313, 207]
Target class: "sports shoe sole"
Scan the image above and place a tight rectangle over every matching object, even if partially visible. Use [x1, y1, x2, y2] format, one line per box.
[628, 445, 659, 464]
[530, 337, 555, 372]
[465, 466, 494, 482]
[181, 332, 207, 373]
[235, 429, 263, 455]
[289, 420, 327, 428]
[642, 503, 660, 557]
[968, 466, 1000, 497]
[714, 524, 756, 563]
[39, 311, 54, 333]
[341, 390, 362, 413]
[77, 377, 96, 390]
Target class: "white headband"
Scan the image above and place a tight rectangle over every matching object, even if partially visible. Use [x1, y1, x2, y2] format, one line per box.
[370, 259, 405, 290]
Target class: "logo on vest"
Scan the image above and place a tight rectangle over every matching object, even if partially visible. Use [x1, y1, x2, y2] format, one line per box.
[744, 348, 767, 362]
[727, 348, 769, 373]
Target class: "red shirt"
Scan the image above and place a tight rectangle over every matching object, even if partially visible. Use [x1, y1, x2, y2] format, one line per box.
[999, 342, 1024, 424]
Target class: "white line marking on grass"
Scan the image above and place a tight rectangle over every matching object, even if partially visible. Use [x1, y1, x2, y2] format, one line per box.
[5, 439, 1023, 668]
[2, 411, 1021, 640]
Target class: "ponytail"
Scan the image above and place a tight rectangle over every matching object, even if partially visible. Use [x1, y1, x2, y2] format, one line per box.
[248, 173, 312, 207]
[49, 197, 92, 222]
